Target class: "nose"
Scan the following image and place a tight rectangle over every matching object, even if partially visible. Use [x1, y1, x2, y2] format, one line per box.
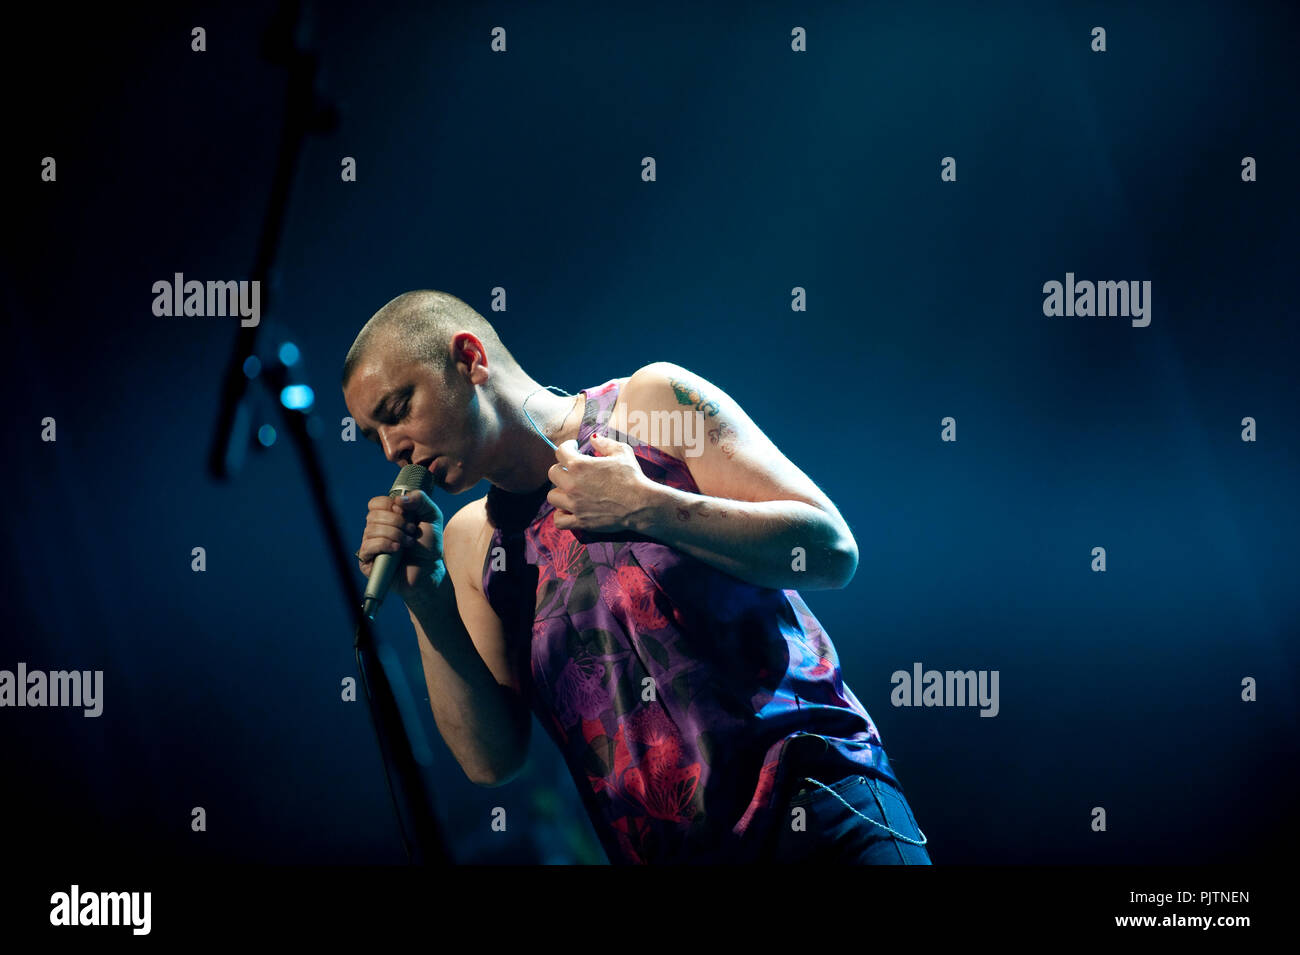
[378, 427, 412, 466]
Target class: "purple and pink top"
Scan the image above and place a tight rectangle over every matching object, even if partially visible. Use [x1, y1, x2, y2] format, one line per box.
[481, 377, 899, 863]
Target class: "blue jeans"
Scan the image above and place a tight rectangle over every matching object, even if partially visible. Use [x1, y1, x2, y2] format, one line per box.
[766, 773, 932, 864]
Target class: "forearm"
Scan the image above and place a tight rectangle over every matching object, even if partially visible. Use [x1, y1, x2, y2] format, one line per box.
[402, 565, 528, 785]
[629, 483, 858, 590]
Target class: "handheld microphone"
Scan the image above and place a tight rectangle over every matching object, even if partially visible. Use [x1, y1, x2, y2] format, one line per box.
[363, 463, 435, 620]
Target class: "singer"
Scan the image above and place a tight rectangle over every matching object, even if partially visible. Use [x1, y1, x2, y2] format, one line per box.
[341, 290, 931, 864]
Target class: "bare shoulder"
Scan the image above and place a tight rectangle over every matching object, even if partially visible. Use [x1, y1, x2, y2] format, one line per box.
[614, 361, 840, 515]
[613, 361, 720, 459]
[442, 495, 492, 590]
[619, 361, 704, 405]
[444, 493, 489, 538]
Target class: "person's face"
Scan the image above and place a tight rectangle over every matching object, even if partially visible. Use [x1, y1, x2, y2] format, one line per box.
[342, 337, 487, 494]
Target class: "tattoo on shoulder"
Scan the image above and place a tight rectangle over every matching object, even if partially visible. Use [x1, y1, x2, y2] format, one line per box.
[666, 374, 740, 458]
[668, 377, 720, 418]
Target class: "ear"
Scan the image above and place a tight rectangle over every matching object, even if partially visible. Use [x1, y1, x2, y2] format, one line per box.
[449, 332, 490, 385]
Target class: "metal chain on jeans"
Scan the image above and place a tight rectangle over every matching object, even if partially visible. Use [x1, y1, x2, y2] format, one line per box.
[801, 776, 929, 846]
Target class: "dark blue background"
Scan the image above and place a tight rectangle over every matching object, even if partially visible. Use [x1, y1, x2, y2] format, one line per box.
[4, 0, 1296, 864]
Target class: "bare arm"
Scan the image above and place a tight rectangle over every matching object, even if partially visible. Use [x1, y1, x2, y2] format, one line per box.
[402, 496, 530, 786]
[547, 362, 858, 591]
[631, 486, 852, 591]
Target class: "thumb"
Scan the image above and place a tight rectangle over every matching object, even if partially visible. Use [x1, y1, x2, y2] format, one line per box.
[396, 490, 440, 521]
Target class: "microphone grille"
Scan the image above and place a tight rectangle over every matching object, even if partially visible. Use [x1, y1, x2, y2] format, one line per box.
[390, 464, 434, 496]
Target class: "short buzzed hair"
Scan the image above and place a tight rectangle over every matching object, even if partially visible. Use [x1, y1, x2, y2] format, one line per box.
[341, 290, 517, 388]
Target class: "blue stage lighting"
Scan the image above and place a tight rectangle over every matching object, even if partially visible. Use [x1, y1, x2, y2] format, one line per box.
[279, 384, 315, 410]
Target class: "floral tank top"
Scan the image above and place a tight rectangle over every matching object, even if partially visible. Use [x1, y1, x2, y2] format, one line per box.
[481, 377, 899, 864]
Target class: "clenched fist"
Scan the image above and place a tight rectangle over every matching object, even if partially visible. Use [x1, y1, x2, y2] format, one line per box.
[355, 489, 445, 597]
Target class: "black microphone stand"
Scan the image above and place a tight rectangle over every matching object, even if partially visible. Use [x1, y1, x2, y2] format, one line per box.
[205, 0, 449, 865]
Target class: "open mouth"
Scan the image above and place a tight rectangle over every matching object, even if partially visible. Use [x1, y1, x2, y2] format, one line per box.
[416, 457, 446, 486]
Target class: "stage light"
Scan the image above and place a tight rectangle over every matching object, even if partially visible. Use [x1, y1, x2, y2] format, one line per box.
[278, 342, 301, 366]
[279, 384, 315, 410]
[257, 424, 277, 447]
[243, 355, 262, 378]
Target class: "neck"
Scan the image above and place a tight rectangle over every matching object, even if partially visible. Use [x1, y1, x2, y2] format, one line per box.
[485, 373, 586, 492]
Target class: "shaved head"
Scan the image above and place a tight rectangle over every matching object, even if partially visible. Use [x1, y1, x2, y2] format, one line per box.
[341, 288, 580, 494]
[341, 290, 517, 388]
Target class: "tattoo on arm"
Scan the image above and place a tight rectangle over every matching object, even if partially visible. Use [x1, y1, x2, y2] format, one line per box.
[669, 377, 720, 418]
[677, 500, 730, 522]
[708, 420, 738, 458]
[669, 376, 739, 458]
